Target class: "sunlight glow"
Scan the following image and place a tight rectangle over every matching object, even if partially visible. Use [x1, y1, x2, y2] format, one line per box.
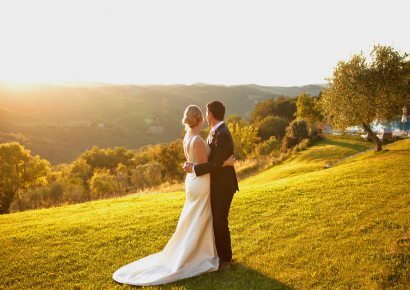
[1, 0, 409, 86]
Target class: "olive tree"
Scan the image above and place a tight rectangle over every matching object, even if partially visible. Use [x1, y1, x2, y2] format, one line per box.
[321, 45, 410, 151]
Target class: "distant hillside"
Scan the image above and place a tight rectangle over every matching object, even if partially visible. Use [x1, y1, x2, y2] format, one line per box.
[144, 84, 280, 118]
[245, 84, 324, 97]
[0, 83, 276, 164]
[0, 81, 325, 165]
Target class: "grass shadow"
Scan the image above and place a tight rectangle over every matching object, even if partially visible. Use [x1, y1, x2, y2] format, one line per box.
[116, 262, 296, 290]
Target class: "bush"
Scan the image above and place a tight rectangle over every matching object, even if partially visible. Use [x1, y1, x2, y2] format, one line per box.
[292, 139, 309, 154]
[280, 119, 310, 152]
[289, 119, 308, 141]
[271, 152, 288, 165]
[306, 123, 322, 144]
[255, 136, 280, 156]
[49, 182, 64, 206]
[64, 183, 86, 203]
[229, 123, 261, 160]
[255, 116, 288, 141]
[131, 162, 164, 190]
[280, 136, 299, 152]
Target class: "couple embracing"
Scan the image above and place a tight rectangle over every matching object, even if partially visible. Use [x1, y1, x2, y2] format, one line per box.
[113, 101, 239, 286]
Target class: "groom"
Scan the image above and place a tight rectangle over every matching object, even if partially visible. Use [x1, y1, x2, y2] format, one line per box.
[183, 101, 239, 269]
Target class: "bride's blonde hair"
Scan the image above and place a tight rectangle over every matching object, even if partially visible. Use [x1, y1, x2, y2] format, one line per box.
[182, 105, 203, 130]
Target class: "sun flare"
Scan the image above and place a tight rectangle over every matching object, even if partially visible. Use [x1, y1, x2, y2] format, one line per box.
[1, 0, 410, 86]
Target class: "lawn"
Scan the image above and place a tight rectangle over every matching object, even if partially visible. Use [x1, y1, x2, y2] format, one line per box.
[240, 136, 376, 186]
[1, 137, 409, 289]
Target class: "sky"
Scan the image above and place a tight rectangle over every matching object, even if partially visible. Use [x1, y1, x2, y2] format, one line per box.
[0, 0, 409, 87]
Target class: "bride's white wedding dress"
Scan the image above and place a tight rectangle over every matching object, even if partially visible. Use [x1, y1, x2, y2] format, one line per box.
[112, 135, 218, 286]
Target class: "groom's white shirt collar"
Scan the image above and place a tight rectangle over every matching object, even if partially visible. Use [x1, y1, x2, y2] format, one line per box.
[211, 121, 224, 134]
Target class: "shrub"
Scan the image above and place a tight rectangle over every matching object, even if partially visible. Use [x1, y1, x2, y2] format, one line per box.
[255, 136, 280, 156]
[49, 182, 64, 206]
[289, 119, 309, 141]
[229, 123, 261, 160]
[281, 119, 311, 152]
[271, 152, 288, 165]
[280, 135, 299, 152]
[306, 123, 323, 144]
[131, 162, 164, 190]
[255, 116, 288, 141]
[292, 138, 309, 154]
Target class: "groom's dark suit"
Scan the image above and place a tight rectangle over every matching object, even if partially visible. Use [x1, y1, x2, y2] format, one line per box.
[194, 123, 239, 262]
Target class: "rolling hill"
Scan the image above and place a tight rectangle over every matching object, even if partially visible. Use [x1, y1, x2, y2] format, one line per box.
[0, 81, 325, 165]
[1, 136, 409, 289]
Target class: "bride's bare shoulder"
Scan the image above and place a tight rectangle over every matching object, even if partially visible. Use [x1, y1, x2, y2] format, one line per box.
[192, 135, 206, 147]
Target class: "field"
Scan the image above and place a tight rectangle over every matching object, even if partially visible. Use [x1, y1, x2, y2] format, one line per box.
[1, 136, 409, 289]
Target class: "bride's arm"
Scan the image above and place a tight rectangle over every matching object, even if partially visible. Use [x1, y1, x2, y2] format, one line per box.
[223, 155, 235, 167]
[193, 138, 208, 164]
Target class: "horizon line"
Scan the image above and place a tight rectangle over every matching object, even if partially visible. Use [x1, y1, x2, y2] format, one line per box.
[0, 79, 328, 88]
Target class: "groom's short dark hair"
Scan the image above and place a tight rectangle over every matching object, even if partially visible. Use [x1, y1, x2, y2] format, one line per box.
[207, 101, 225, 121]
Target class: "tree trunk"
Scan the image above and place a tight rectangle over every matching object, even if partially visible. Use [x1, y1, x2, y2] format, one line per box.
[86, 183, 92, 201]
[16, 188, 22, 212]
[363, 124, 382, 151]
[165, 169, 172, 186]
[116, 180, 122, 196]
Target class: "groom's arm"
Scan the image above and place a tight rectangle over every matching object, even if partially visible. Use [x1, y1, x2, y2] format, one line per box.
[194, 132, 231, 177]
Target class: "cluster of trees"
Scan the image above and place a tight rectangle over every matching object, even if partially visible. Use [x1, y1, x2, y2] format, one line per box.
[1, 94, 310, 214]
[0, 141, 188, 213]
[321, 45, 410, 151]
[5, 45, 406, 213]
[248, 93, 324, 153]
[283, 45, 410, 153]
[2, 90, 326, 214]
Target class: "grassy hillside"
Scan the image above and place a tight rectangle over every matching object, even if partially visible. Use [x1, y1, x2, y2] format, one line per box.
[240, 136, 376, 187]
[1, 139, 409, 289]
[0, 83, 276, 164]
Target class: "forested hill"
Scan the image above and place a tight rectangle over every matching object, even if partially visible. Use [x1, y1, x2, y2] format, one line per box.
[244, 84, 324, 97]
[0, 82, 323, 165]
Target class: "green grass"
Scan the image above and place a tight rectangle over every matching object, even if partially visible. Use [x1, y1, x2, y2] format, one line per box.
[1, 138, 410, 289]
[240, 136, 376, 186]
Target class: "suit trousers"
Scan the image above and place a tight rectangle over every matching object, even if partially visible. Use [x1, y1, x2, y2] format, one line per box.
[211, 191, 235, 262]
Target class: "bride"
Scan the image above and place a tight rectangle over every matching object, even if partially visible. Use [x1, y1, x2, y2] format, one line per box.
[112, 105, 235, 286]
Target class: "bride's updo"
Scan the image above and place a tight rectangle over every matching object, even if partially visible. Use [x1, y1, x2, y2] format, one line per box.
[182, 105, 203, 129]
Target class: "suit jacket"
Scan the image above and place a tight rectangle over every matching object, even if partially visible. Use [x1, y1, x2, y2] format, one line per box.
[194, 123, 239, 195]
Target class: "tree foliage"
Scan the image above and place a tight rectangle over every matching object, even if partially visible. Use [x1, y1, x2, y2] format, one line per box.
[226, 114, 247, 128]
[254, 115, 289, 141]
[321, 45, 410, 151]
[89, 169, 117, 199]
[155, 141, 185, 184]
[131, 162, 164, 189]
[228, 123, 261, 160]
[294, 93, 323, 123]
[289, 119, 309, 141]
[0, 142, 50, 213]
[249, 96, 298, 125]
[255, 136, 280, 155]
[280, 119, 309, 152]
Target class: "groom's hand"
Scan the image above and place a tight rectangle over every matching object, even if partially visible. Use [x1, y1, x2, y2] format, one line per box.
[183, 162, 193, 173]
